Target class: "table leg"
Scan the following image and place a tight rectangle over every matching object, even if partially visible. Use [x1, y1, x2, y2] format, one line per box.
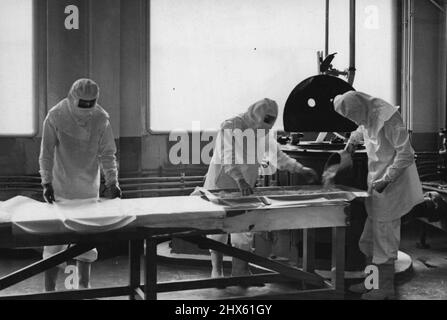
[129, 239, 143, 300]
[302, 229, 315, 273]
[417, 223, 430, 249]
[302, 229, 316, 290]
[331, 227, 346, 294]
[144, 238, 157, 300]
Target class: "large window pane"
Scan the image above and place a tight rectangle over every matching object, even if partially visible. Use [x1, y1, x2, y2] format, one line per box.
[150, 0, 326, 131]
[0, 0, 34, 136]
[149, 0, 398, 131]
[329, 0, 398, 105]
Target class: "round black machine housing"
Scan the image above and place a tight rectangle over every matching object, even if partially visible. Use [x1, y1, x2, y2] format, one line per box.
[283, 75, 357, 133]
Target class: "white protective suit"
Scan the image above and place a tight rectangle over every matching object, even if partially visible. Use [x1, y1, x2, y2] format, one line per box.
[204, 98, 304, 247]
[39, 79, 119, 262]
[334, 91, 423, 264]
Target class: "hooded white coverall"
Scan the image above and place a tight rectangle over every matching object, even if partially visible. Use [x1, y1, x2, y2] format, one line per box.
[39, 79, 119, 262]
[334, 92, 423, 264]
[204, 98, 305, 251]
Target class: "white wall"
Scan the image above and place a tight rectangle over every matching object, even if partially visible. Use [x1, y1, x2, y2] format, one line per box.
[411, 0, 446, 133]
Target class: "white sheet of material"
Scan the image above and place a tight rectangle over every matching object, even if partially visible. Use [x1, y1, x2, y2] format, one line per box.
[1, 195, 227, 235]
[1, 187, 366, 235]
[128, 197, 227, 230]
[0, 201, 12, 225]
[1, 196, 135, 234]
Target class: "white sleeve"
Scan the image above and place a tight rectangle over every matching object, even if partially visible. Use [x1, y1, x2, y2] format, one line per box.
[344, 126, 364, 154]
[383, 114, 415, 182]
[98, 121, 119, 187]
[39, 116, 57, 185]
[264, 134, 303, 173]
[221, 120, 245, 182]
[348, 126, 364, 146]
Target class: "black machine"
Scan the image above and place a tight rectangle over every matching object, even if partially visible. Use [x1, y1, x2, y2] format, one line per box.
[278, 74, 367, 189]
[283, 74, 357, 133]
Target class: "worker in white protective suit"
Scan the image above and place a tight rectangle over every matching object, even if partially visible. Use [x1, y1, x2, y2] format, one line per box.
[204, 98, 318, 279]
[334, 91, 423, 300]
[39, 79, 121, 291]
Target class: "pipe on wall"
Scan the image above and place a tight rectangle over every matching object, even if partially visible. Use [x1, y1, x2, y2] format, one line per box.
[348, 0, 356, 85]
[325, 0, 329, 57]
[402, 0, 414, 131]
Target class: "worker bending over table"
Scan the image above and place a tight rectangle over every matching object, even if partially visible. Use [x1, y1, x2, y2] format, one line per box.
[203, 98, 318, 279]
[334, 91, 424, 300]
[39, 79, 122, 291]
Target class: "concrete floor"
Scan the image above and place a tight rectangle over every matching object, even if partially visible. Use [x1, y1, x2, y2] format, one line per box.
[0, 220, 446, 300]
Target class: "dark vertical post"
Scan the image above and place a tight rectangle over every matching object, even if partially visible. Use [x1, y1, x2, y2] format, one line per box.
[325, 0, 329, 57]
[144, 238, 157, 300]
[129, 239, 143, 300]
[302, 229, 315, 273]
[348, 0, 357, 85]
[332, 227, 346, 294]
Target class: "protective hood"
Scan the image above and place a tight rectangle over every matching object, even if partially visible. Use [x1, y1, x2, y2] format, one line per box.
[334, 91, 399, 139]
[67, 79, 100, 123]
[241, 98, 278, 130]
[50, 79, 104, 141]
[69, 78, 100, 102]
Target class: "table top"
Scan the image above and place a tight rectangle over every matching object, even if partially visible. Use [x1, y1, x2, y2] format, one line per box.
[0, 185, 367, 245]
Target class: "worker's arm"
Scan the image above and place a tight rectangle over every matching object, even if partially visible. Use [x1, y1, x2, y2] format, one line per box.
[276, 146, 303, 172]
[39, 116, 57, 203]
[221, 120, 246, 182]
[220, 120, 253, 195]
[382, 114, 415, 182]
[39, 116, 57, 185]
[98, 121, 121, 198]
[344, 126, 364, 154]
[264, 135, 318, 183]
[372, 114, 415, 193]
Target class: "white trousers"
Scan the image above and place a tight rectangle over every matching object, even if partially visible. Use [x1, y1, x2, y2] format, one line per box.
[359, 217, 401, 265]
[43, 245, 98, 263]
[208, 233, 254, 250]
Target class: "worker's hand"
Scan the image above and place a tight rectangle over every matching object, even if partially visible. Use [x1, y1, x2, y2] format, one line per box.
[296, 166, 319, 184]
[236, 178, 254, 196]
[43, 183, 56, 204]
[345, 142, 358, 155]
[103, 184, 122, 199]
[372, 178, 390, 193]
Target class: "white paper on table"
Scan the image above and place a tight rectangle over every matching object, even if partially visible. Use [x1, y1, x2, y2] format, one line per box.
[315, 132, 328, 143]
[265, 197, 334, 208]
[0, 200, 12, 224]
[55, 198, 136, 233]
[1, 196, 136, 234]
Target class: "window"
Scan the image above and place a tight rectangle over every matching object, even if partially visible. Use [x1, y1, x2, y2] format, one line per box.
[149, 0, 398, 132]
[328, 0, 399, 106]
[0, 0, 34, 136]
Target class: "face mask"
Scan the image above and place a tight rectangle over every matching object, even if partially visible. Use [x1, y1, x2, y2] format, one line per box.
[71, 100, 94, 121]
[258, 114, 276, 130]
[263, 114, 276, 126]
[78, 99, 96, 109]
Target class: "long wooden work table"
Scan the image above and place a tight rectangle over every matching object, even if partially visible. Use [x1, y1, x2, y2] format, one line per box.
[0, 186, 368, 300]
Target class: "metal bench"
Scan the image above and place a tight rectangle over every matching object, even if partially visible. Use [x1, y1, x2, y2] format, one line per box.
[414, 152, 447, 248]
